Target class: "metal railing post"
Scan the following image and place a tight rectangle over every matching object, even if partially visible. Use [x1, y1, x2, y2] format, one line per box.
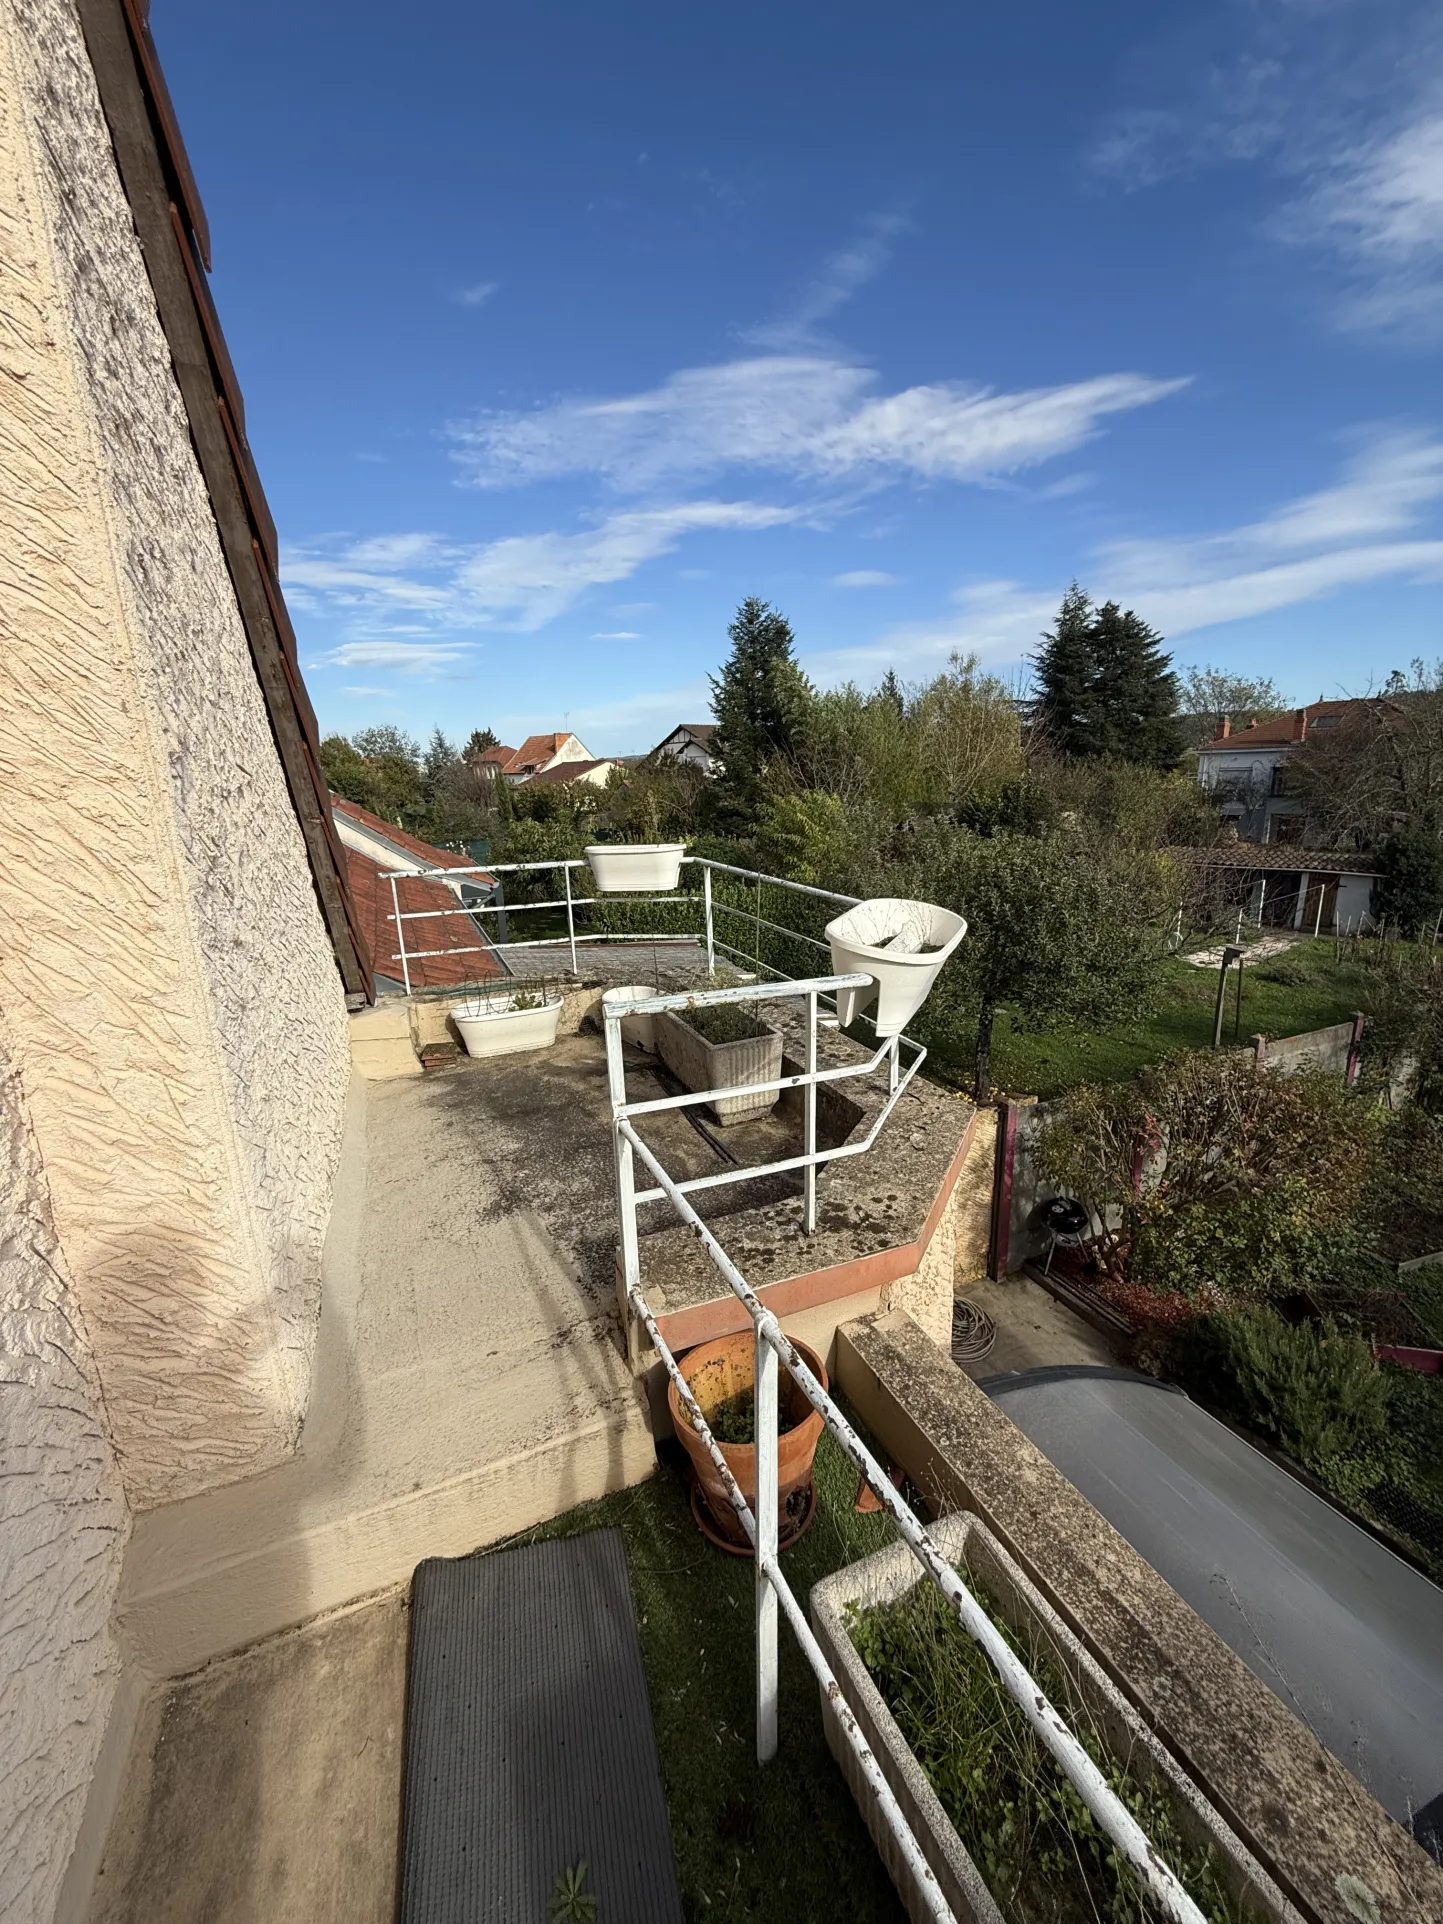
[803, 989, 818, 1235]
[606, 1013, 641, 1308]
[389, 874, 412, 996]
[563, 863, 578, 974]
[703, 865, 715, 978]
[890, 1033, 900, 1095]
[755, 1323, 779, 1763]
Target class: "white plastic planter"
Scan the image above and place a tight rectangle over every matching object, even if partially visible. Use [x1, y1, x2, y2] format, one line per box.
[824, 897, 966, 1037]
[452, 991, 563, 1060]
[584, 843, 686, 893]
[602, 985, 658, 1053]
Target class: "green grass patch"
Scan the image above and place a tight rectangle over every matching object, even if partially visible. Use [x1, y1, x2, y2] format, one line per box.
[928, 942, 1370, 1099]
[493, 1431, 907, 1923]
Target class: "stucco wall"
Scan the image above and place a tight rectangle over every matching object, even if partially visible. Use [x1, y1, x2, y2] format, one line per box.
[0, 0, 350, 1507]
[0, 1030, 128, 1924]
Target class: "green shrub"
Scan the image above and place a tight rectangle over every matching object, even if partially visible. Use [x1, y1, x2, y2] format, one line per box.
[1174, 1307, 1388, 1473]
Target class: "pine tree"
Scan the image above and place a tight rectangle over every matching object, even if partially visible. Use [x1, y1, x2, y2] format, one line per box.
[708, 598, 811, 831]
[1031, 583, 1095, 756]
[1088, 601, 1182, 768]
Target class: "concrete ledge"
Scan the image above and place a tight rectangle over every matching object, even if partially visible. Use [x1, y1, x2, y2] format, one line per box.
[118, 1406, 656, 1677]
[834, 1310, 1443, 1924]
[348, 1003, 422, 1079]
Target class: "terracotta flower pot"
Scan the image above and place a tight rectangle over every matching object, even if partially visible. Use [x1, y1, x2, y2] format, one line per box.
[667, 1330, 828, 1554]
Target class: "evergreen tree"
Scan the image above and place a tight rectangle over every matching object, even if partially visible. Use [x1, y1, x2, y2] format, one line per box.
[708, 598, 811, 831]
[1087, 601, 1183, 768]
[463, 727, 500, 760]
[1031, 583, 1095, 756]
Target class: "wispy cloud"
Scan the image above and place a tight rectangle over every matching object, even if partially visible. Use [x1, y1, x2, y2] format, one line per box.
[495, 679, 715, 754]
[452, 358, 1187, 493]
[827, 428, 1443, 681]
[833, 569, 900, 588]
[325, 640, 474, 673]
[454, 280, 498, 308]
[745, 214, 909, 349]
[590, 630, 642, 640]
[342, 684, 395, 697]
[286, 500, 798, 637]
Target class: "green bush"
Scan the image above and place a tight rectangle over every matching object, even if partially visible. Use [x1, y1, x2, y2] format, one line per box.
[1174, 1307, 1388, 1473]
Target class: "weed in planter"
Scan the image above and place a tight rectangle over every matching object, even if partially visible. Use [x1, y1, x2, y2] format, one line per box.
[699, 1385, 756, 1445]
[548, 1861, 596, 1922]
[848, 1577, 1263, 1924]
[680, 1002, 775, 1045]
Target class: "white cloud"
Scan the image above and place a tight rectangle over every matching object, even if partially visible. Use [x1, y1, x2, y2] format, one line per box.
[342, 685, 395, 697]
[808, 581, 1059, 683]
[455, 281, 498, 308]
[746, 214, 909, 349]
[288, 500, 798, 639]
[833, 569, 900, 588]
[590, 630, 643, 640]
[325, 641, 473, 673]
[495, 680, 714, 755]
[451, 357, 1187, 493]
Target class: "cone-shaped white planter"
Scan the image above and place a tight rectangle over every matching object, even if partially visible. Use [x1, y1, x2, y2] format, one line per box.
[584, 843, 686, 893]
[453, 991, 563, 1059]
[602, 985, 658, 1052]
[825, 898, 966, 1038]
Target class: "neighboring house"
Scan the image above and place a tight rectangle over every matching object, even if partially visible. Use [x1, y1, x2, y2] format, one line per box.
[1194, 701, 1373, 844]
[650, 721, 718, 775]
[1172, 842, 1380, 935]
[331, 795, 503, 992]
[480, 731, 596, 785]
[523, 756, 620, 789]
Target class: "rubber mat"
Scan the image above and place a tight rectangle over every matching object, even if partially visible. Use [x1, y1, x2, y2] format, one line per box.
[399, 1529, 685, 1923]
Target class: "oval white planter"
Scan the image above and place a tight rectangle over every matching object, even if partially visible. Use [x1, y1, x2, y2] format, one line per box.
[584, 843, 686, 893]
[824, 897, 966, 1038]
[602, 985, 658, 1053]
[452, 992, 563, 1060]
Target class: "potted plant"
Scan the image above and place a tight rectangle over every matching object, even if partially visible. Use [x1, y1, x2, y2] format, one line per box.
[824, 898, 966, 1038]
[654, 1002, 783, 1125]
[584, 841, 687, 893]
[452, 981, 564, 1059]
[668, 1330, 828, 1553]
[811, 1513, 1300, 1924]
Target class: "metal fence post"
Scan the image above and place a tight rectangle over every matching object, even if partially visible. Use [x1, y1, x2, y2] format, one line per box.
[389, 874, 411, 996]
[563, 863, 578, 975]
[703, 865, 715, 977]
[803, 989, 818, 1235]
[755, 1324, 779, 1763]
[606, 1013, 641, 1307]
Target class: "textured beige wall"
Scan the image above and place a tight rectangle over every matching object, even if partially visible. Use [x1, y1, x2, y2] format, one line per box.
[0, 1029, 129, 1924]
[0, 0, 350, 1509]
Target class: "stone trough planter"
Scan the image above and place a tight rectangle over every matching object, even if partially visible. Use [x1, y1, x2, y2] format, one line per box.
[810, 1512, 1301, 1924]
[654, 1007, 783, 1126]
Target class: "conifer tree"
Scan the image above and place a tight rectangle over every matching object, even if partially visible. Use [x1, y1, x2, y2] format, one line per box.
[1031, 583, 1095, 756]
[708, 598, 811, 831]
[1087, 601, 1183, 768]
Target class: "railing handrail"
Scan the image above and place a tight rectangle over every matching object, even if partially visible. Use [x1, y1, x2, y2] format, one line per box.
[604, 978, 1209, 1924]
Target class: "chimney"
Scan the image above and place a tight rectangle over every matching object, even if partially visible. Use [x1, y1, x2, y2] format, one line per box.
[1291, 706, 1308, 741]
[1213, 716, 1231, 741]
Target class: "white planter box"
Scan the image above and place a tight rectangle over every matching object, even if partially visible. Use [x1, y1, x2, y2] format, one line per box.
[584, 843, 686, 893]
[654, 1008, 783, 1126]
[452, 991, 563, 1060]
[602, 985, 658, 1053]
[825, 897, 966, 1038]
[811, 1513, 1300, 1924]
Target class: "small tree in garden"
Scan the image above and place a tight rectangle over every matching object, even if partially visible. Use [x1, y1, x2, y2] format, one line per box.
[1037, 1052, 1377, 1303]
[892, 828, 1171, 1100]
[1374, 827, 1443, 938]
[708, 598, 811, 832]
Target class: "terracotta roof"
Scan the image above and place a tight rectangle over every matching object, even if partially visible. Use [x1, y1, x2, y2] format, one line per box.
[330, 795, 502, 989]
[476, 743, 516, 768]
[1202, 699, 1373, 750]
[524, 757, 617, 786]
[1166, 843, 1381, 875]
[511, 731, 576, 771]
[331, 794, 482, 873]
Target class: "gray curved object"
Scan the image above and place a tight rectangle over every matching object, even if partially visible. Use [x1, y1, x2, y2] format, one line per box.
[983, 1367, 1443, 1850]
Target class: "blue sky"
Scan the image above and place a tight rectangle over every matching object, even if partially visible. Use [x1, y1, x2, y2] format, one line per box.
[157, 0, 1443, 753]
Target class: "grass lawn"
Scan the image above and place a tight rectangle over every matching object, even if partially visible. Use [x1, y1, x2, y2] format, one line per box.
[494, 1430, 908, 1924]
[928, 938, 1372, 1100]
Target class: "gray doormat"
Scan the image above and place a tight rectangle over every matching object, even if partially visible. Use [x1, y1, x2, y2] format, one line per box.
[399, 1529, 684, 1922]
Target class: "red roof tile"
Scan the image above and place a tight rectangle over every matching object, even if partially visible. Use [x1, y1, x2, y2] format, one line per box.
[1204, 699, 1373, 749]
[330, 795, 502, 990]
[523, 757, 616, 786]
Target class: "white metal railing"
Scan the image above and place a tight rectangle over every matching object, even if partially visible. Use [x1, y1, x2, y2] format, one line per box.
[374, 854, 860, 995]
[604, 976, 1210, 1924]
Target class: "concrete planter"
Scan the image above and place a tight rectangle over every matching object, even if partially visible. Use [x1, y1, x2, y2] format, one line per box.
[654, 1008, 783, 1126]
[584, 843, 686, 893]
[825, 898, 966, 1038]
[602, 985, 658, 1053]
[811, 1512, 1301, 1924]
[452, 991, 563, 1060]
